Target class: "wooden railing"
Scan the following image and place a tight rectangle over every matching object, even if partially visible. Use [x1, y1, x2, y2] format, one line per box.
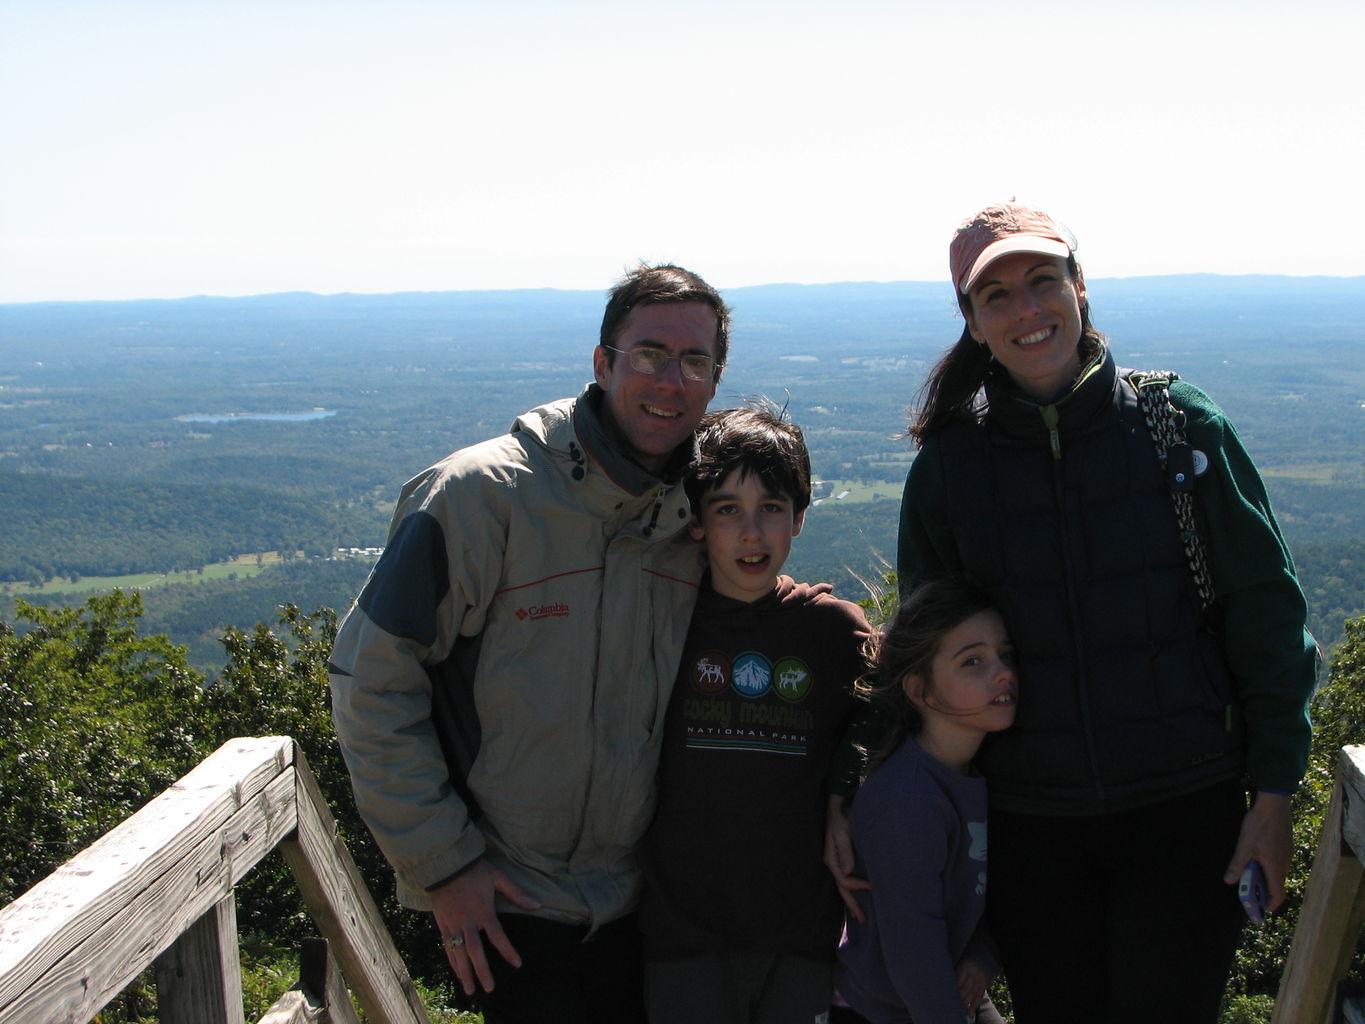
[1274, 744, 1365, 1024]
[2, 737, 1361, 1023]
[0, 736, 428, 1024]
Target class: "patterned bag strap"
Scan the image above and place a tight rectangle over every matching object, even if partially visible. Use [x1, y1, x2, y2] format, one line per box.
[1130, 370, 1217, 611]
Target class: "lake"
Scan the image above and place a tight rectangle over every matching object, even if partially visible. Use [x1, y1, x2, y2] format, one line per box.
[175, 410, 338, 423]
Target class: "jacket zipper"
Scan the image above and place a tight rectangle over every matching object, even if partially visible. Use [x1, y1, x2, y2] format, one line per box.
[1042, 404, 1107, 803]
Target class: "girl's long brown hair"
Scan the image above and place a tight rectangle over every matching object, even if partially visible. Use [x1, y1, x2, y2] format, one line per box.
[857, 577, 996, 773]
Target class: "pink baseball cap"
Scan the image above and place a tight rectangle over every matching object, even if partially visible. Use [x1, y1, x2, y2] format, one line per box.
[950, 201, 1078, 295]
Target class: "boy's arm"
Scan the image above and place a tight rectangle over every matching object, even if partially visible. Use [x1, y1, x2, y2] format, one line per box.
[824, 793, 868, 919]
[822, 601, 879, 918]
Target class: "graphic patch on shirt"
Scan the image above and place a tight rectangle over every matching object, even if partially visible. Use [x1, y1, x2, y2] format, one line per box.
[731, 651, 772, 698]
[772, 657, 813, 702]
[691, 652, 732, 695]
[681, 649, 819, 756]
[969, 820, 988, 895]
[968, 821, 988, 862]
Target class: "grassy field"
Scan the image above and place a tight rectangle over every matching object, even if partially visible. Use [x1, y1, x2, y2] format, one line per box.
[0, 477, 906, 597]
[812, 478, 904, 503]
[0, 551, 293, 598]
[1262, 463, 1364, 485]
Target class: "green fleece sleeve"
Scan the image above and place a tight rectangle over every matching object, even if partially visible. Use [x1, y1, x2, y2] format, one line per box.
[896, 440, 963, 603]
[1173, 380, 1317, 793]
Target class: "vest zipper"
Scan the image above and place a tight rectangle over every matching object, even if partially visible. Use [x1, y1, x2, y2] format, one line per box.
[1042, 403, 1062, 460]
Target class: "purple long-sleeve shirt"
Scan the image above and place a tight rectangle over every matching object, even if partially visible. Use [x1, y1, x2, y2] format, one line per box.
[836, 738, 994, 1024]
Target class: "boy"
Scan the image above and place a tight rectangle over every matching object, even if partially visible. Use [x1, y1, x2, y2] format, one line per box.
[639, 404, 873, 1024]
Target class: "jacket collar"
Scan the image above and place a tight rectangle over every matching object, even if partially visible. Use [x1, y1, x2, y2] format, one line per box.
[983, 342, 1116, 441]
[572, 384, 698, 496]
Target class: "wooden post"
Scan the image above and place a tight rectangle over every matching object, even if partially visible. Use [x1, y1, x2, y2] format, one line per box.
[155, 894, 245, 1024]
[301, 938, 362, 1024]
[1272, 745, 1365, 1024]
[277, 744, 428, 1024]
[256, 984, 321, 1024]
[254, 939, 359, 1024]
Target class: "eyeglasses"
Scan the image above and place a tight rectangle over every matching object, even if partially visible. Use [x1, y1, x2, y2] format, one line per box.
[602, 345, 719, 382]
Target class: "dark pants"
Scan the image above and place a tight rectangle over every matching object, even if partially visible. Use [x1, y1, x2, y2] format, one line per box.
[472, 913, 646, 1024]
[988, 779, 1248, 1024]
[646, 949, 832, 1024]
[830, 995, 1004, 1023]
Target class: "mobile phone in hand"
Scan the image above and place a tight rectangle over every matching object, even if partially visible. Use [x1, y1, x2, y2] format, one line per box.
[1238, 860, 1268, 924]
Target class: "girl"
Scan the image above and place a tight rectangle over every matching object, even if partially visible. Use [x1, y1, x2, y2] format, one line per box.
[836, 577, 1013, 1024]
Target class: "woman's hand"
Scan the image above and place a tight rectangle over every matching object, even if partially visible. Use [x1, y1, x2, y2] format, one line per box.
[1223, 791, 1293, 912]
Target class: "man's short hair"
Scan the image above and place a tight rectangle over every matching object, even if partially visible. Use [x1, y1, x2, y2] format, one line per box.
[686, 402, 812, 514]
[599, 263, 732, 373]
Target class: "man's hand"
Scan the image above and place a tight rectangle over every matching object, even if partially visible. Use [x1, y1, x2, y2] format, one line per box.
[1223, 790, 1293, 913]
[430, 859, 541, 996]
[824, 794, 870, 922]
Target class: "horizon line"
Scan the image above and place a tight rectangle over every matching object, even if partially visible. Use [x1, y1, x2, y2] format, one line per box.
[4, 269, 1365, 308]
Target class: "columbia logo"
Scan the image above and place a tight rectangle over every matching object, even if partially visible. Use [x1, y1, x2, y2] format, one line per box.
[516, 602, 571, 622]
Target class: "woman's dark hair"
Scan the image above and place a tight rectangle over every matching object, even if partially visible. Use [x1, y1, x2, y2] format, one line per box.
[908, 255, 1104, 444]
[857, 577, 996, 773]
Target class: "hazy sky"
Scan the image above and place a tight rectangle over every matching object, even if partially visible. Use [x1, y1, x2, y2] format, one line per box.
[3, 0, 1362, 303]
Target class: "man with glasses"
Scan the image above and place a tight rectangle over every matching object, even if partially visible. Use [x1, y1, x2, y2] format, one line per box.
[330, 264, 730, 1023]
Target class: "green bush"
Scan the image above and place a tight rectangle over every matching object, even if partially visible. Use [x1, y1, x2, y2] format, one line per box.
[1224, 615, 1365, 1015]
[0, 591, 207, 901]
[0, 592, 452, 1016]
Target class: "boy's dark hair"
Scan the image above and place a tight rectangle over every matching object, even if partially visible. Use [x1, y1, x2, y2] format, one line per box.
[685, 402, 812, 513]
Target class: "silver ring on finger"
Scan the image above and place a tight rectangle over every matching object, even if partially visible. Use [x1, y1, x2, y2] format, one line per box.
[444, 932, 465, 951]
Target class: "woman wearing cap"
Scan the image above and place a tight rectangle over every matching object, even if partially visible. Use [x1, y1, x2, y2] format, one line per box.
[896, 202, 1316, 1022]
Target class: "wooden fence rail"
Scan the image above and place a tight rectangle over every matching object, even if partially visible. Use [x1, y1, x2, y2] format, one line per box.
[0, 736, 427, 1024]
[2, 736, 1362, 1023]
[1274, 744, 1365, 1024]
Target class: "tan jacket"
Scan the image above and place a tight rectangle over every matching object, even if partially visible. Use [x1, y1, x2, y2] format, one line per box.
[329, 386, 703, 927]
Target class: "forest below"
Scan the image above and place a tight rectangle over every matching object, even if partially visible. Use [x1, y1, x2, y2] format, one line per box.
[2, 276, 1364, 1021]
[2, 274, 1364, 671]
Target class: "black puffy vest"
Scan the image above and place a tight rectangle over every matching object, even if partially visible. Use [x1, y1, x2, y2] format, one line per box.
[934, 353, 1244, 814]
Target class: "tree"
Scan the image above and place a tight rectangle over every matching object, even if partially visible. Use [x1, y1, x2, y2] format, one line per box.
[1224, 616, 1365, 1019]
[0, 591, 208, 902]
[0, 594, 453, 1007]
